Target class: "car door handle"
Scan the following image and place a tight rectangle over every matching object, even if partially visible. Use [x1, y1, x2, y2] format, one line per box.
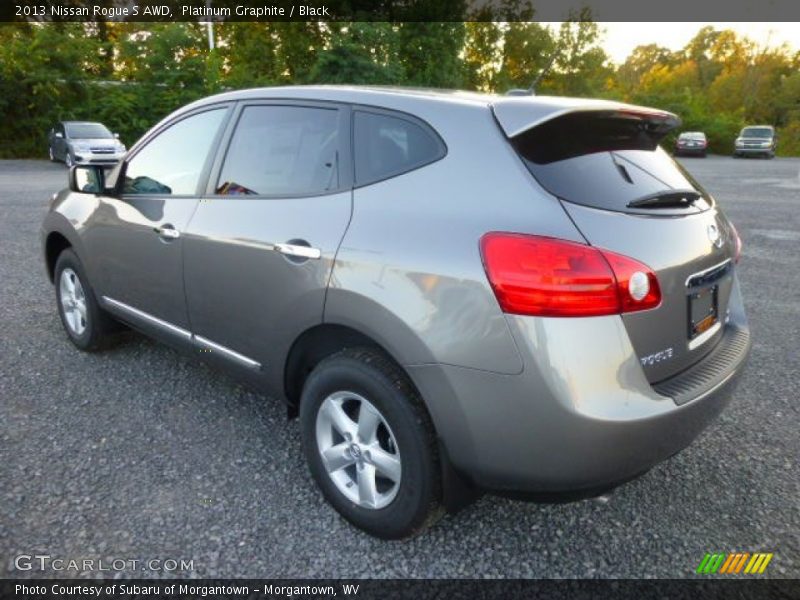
[274, 242, 321, 260]
[154, 225, 180, 240]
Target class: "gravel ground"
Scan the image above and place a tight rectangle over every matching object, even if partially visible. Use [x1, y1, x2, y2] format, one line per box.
[1, 157, 798, 579]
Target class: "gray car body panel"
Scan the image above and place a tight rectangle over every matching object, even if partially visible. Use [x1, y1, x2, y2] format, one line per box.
[410, 277, 749, 491]
[42, 86, 751, 494]
[561, 201, 737, 382]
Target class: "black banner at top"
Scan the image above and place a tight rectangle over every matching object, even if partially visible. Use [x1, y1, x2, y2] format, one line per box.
[3, 0, 800, 22]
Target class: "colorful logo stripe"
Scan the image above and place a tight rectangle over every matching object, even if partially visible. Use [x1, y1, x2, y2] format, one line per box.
[697, 552, 773, 574]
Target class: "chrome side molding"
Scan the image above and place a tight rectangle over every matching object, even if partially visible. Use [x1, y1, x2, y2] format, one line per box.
[194, 335, 261, 369]
[103, 296, 192, 340]
[101, 296, 261, 370]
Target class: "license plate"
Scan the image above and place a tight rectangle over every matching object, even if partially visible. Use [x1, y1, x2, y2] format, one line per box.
[688, 285, 718, 339]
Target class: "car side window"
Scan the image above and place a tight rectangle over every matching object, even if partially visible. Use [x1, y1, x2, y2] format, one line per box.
[216, 105, 340, 196]
[353, 110, 445, 186]
[123, 108, 226, 196]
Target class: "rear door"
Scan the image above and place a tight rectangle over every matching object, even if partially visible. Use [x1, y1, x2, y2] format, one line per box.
[182, 101, 352, 384]
[494, 103, 739, 382]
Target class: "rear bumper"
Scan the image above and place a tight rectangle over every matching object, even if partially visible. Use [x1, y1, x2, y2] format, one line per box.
[675, 147, 706, 155]
[410, 277, 750, 494]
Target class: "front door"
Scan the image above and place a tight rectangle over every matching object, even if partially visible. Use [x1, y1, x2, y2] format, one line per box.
[84, 106, 231, 334]
[183, 102, 353, 384]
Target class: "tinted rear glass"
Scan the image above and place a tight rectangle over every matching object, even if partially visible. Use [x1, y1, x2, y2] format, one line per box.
[512, 112, 709, 213]
[354, 111, 444, 186]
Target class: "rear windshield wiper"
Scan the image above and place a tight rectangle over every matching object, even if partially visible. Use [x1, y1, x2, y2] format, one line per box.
[627, 189, 702, 209]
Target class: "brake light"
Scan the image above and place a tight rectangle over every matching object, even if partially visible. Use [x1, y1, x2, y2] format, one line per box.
[730, 223, 742, 263]
[480, 233, 661, 317]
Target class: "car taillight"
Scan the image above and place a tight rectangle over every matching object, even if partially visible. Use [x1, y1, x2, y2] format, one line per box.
[479, 233, 661, 317]
[730, 223, 742, 263]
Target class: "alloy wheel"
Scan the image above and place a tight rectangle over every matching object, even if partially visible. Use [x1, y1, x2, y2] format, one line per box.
[59, 268, 88, 336]
[315, 391, 402, 509]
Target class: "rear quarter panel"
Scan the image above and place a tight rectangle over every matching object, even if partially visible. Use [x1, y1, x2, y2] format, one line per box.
[325, 97, 584, 374]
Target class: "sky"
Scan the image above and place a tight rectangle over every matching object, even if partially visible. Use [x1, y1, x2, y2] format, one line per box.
[553, 22, 800, 64]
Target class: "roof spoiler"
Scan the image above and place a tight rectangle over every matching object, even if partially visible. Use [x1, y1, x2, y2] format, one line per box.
[492, 97, 680, 140]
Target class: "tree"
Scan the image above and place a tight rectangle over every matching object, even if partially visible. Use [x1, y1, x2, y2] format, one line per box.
[308, 23, 403, 85]
[616, 44, 677, 99]
[396, 22, 465, 88]
[495, 22, 556, 93]
[542, 15, 612, 97]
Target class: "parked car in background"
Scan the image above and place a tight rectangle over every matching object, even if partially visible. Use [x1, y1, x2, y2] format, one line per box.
[734, 125, 777, 158]
[48, 121, 127, 167]
[674, 131, 708, 157]
[41, 87, 750, 538]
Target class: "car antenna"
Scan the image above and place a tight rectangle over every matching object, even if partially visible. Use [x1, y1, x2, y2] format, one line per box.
[506, 41, 561, 97]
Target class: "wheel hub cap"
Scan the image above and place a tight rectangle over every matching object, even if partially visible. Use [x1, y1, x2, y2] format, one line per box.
[315, 391, 402, 510]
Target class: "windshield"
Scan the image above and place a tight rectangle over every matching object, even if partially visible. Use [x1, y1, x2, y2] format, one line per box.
[679, 132, 705, 140]
[741, 127, 773, 138]
[66, 123, 113, 139]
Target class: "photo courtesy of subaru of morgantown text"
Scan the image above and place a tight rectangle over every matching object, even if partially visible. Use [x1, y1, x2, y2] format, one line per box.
[42, 86, 750, 538]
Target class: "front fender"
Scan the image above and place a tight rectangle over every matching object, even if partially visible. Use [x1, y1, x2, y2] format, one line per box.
[41, 191, 97, 283]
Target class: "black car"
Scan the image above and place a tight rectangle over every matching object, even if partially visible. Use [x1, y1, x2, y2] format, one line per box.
[48, 121, 127, 167]
[674, 131, 708, 157]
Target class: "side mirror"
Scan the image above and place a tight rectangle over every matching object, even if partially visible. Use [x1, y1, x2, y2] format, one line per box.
[113, 132, 120, 139]
[69, 165, 105, 194]
[55, 132, 64, 139]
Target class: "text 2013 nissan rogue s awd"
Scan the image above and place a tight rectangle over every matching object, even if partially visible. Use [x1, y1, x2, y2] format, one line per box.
[41, 86, 751, 539]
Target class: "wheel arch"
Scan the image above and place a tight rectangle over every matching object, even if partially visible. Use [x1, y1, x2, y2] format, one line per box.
[283, 322, 479, 512]
[284, 323, 399, 410]
[45, 231, 73, 283]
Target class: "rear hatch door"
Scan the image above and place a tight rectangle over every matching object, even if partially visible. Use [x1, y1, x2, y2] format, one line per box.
[494, 99, 739, 382]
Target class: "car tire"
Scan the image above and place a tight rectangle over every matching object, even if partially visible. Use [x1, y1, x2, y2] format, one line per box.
[300, 347, 443, 539]
[65, 152, 74, 168]
[48, 146, 56, 162]
[54, 249, 119, 351]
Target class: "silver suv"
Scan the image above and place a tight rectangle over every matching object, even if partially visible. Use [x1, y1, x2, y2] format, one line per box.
[42, 86, 751, 538]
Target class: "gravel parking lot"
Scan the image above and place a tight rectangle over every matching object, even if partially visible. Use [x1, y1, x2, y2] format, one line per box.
[1, 156, 798, 579]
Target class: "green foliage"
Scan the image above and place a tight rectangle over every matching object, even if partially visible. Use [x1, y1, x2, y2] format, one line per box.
[0, 21, 798, 158]
[308, 23, 404, 85]
[619, 27, 800, 156]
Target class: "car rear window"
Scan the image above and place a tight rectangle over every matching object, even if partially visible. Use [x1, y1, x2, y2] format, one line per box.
[354, 110, 445, 186]
[511, 111, 709, 213]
